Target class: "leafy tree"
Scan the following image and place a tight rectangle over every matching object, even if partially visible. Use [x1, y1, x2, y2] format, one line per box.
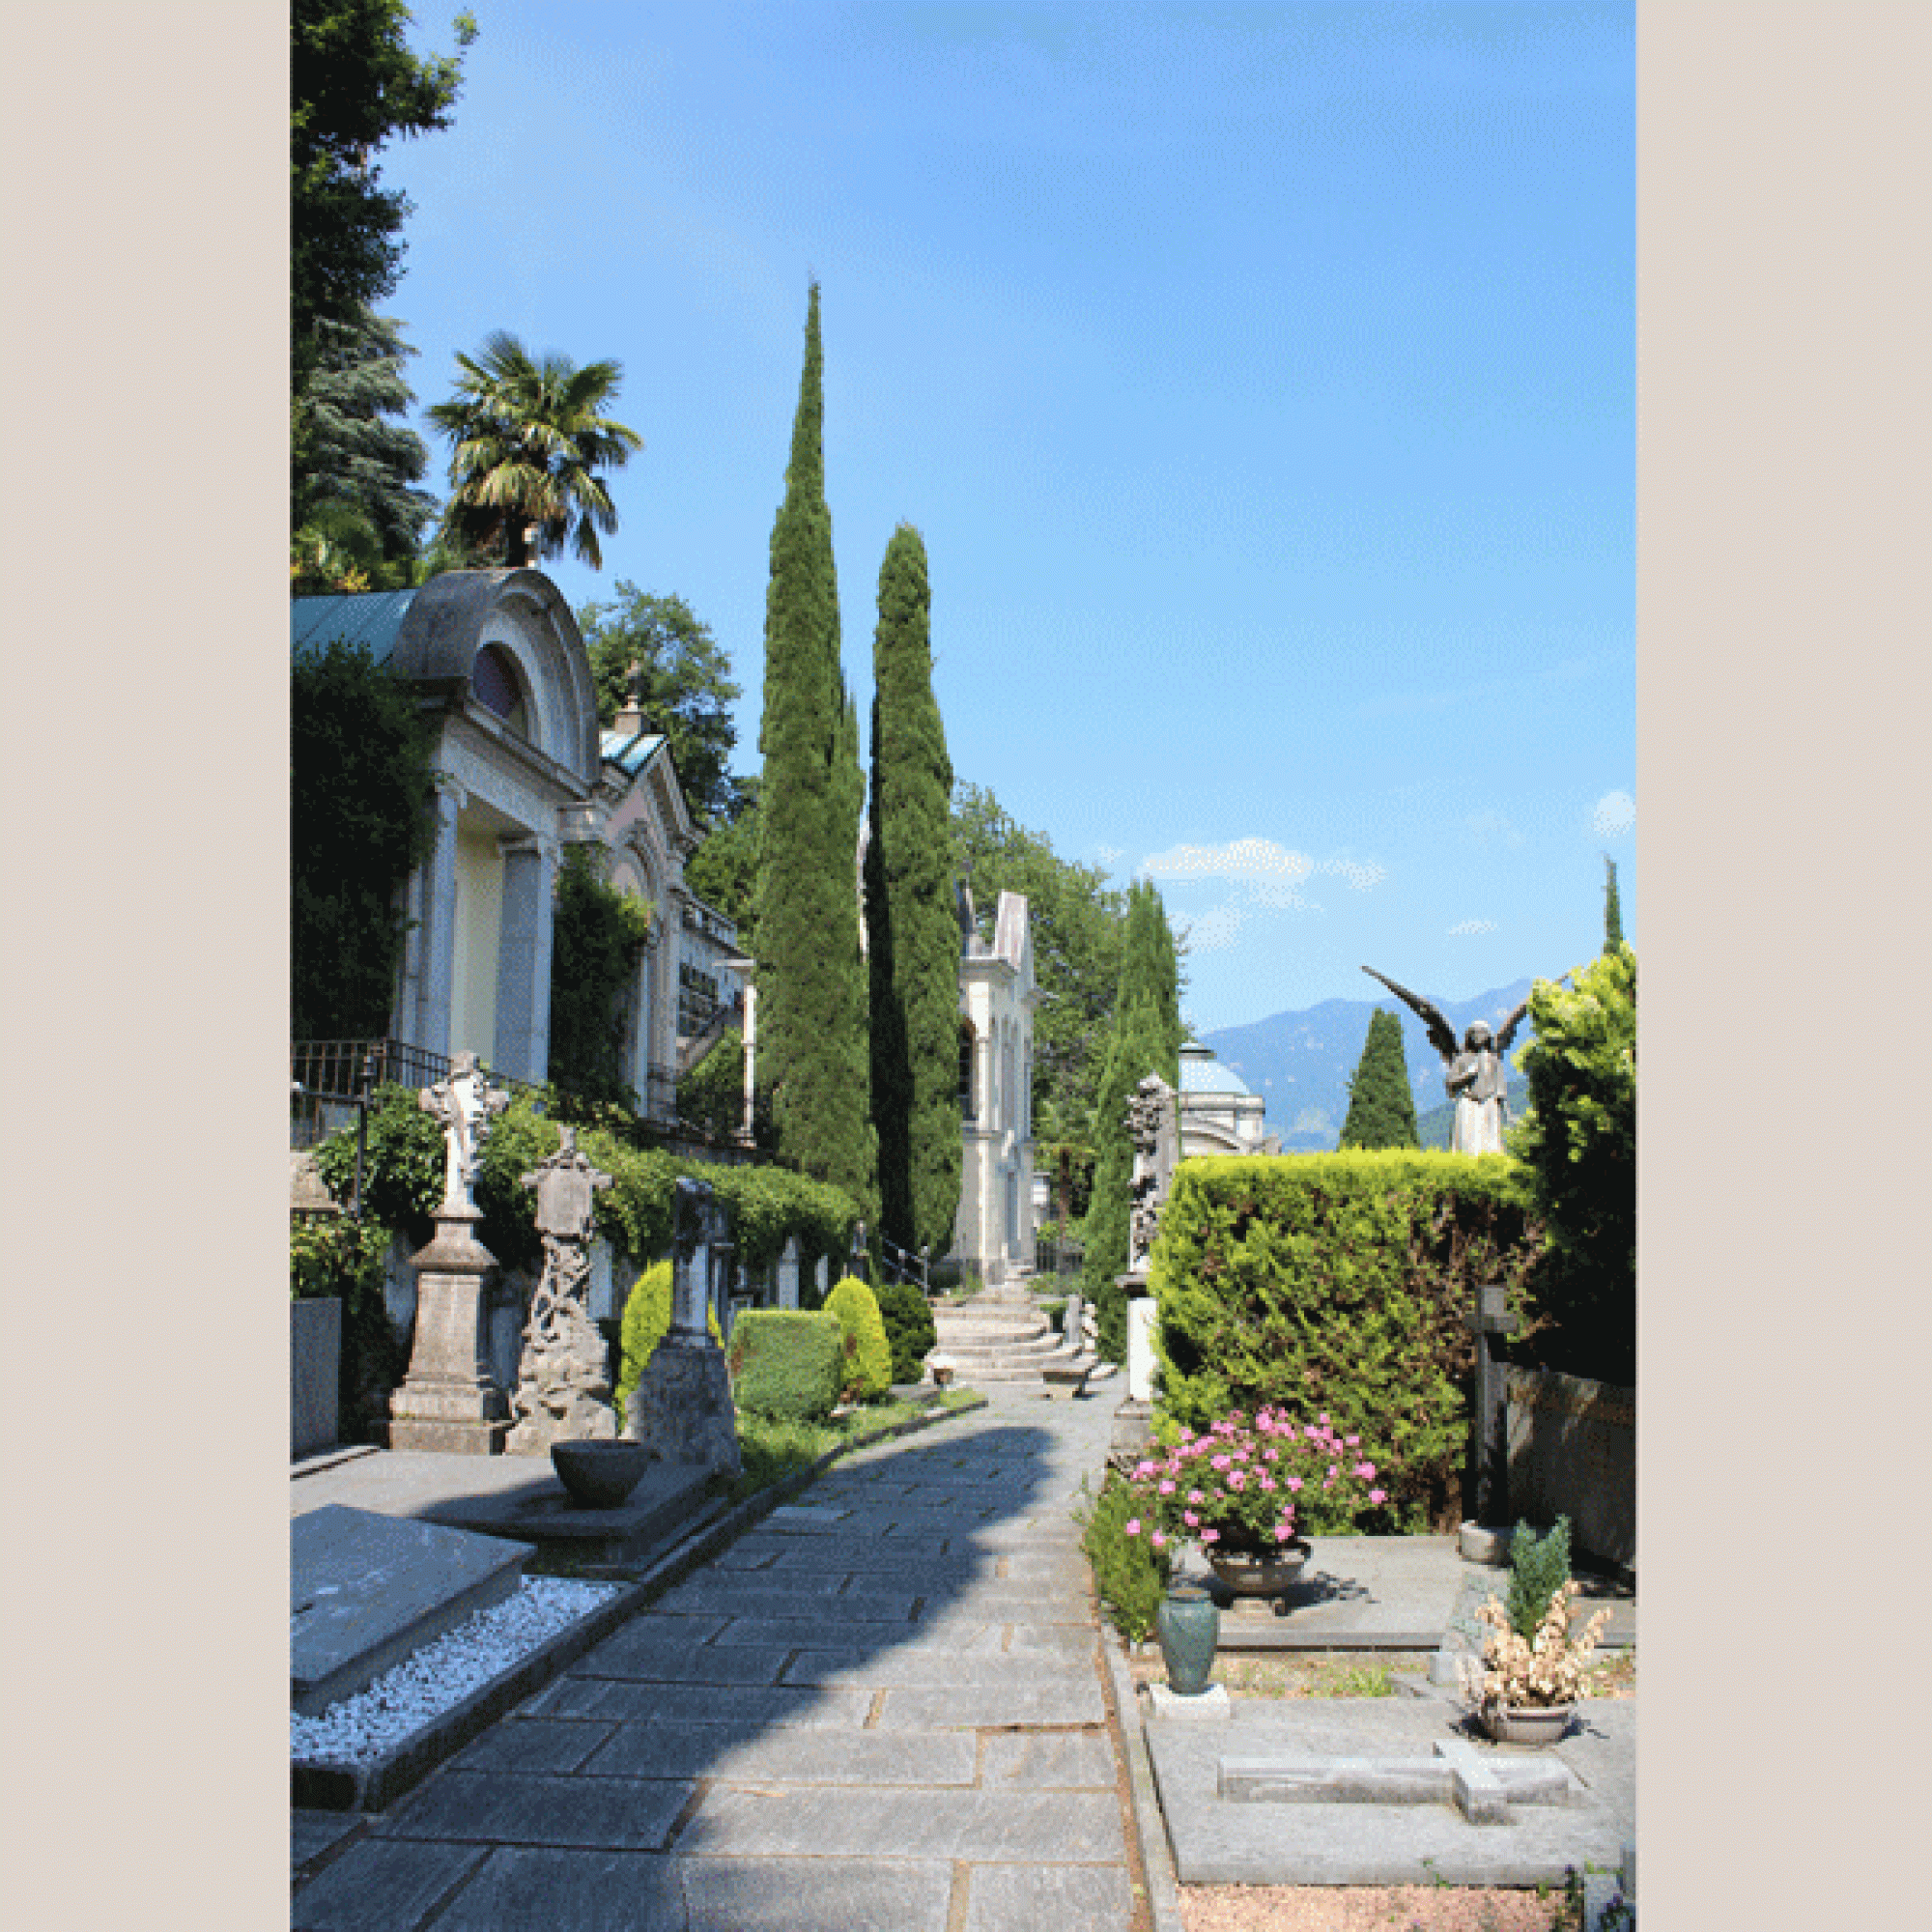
[951, 781, 1128, 1156]
[864, 525, 963, 1262]
[293, 306, 438, 587]
[291, 1, 473, 390]
[429, 331, 643, 569]
[291, 638, 439, 1038]
[1082, 881, 1181, 1360]
[577, 584, 743, 825]
[1340, 1008, 1422, 1151]
[684, 776, 761, 941]
[1509, 946, 1636, 1384]
[547, 844, 653, 1107]
[753, 284, 877, 1221]
[1603, 855, 1625, 953]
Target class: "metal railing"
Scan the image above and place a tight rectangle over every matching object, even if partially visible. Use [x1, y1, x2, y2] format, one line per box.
[1034, 1233, 1086, 1279]
[876, 1233, 932, 1296]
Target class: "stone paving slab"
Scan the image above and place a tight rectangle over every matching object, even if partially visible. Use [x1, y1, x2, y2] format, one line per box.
[873, 1680, 1108, 1727]
[451, 1716, 621, 1776]
[780, 1646, 1089, 1690]
[571, 1627, 795, 1686]
[292, 1807, 363, 1876]
[379, 1769, 694, 1850]
[963, 1862, 1138, 1932]
[420, 1847, 690, 1932]
[1147, 1694, 1634, 1888]
[651, 1577, 922, 1621]
[524, 1678, 874, 1726]
[979, 1729, 1121, 1789]
[678, 1784, 1124, 1862]
[916, 1583, 1094, 1623]
[292, 1836, 491, 1932]
[581, 1721, 982, 1785]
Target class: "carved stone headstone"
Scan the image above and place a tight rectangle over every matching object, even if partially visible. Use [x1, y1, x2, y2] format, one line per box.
[505, 1127, 618, 1455]
[389, 1057, 514, 1455]
[626, 1178, 741, 1478]
[1125, 1073, 1179, 1274]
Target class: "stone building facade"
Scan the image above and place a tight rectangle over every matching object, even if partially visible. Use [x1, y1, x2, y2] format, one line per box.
[953, 888, 1039, 1284]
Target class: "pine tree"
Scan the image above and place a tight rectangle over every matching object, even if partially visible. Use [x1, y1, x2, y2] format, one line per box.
[1083, 882, 1182, 1361]
[1339, 1008, 1421, 1150]
[1603, 855, 1625, 953]
[753, 284, 876, 1219]
[865, 525, 962, 1262]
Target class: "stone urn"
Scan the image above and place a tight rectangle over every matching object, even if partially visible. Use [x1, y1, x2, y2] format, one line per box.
[1479, 1701, 1576, 1747]
[1154, 1582, 1220, 1696]
[1206, 1538, 1313, 1598]
[551, 1438, 652, 1509]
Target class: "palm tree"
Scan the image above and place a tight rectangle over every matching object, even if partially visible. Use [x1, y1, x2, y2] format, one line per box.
[429, 330, 643, 570]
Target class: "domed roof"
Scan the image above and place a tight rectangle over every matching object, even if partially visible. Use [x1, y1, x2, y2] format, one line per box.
[1178, 1039, 1253, 1096]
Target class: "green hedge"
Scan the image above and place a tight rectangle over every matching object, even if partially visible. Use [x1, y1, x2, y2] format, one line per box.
[874, 1275, 937, 1384]
[823, 1275, 894, 1402]
[727, 1310, 845, 1421]
[289, 1214, 407, 1442]
[312, 1087, 863, 1282]
[1148, 1152, 1544, 1530]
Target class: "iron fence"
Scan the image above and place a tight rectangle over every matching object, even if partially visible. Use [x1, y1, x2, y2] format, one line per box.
[1034, 1233, 1086, 1279]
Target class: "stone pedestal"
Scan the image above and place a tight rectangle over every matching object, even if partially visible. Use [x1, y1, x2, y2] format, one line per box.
[387, 1211, 509, 1455]
[626, 1334, 741, 1478]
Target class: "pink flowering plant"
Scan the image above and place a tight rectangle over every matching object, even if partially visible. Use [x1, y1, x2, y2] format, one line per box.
[1121, 1409, 1392, 1555]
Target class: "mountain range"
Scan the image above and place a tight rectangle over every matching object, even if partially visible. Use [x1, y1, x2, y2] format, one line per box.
[1200, 978, 1538, 1153]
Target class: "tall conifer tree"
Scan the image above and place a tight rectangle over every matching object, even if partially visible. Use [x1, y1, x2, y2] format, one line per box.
[1339, 1008, 1421, 1150]
[754, 284, 875, 1218]
[1083, 881, 1182, 1361]
[1602, 855, 1625, 953]
[864, 526, 962, 1261]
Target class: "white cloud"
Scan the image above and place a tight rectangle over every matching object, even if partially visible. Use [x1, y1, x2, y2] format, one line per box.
[1140, 838, 1383, 913]
[1449, 919, 1497, 937]
[1591, 790, 1636, 838]
[1177, 903, 1248, 953]
[1463, 810, 1526, 849]
[1095, 843, 1124, 866]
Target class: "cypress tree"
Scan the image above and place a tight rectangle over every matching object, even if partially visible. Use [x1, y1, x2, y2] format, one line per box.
[754, 284, 875, 1218]
[1339, 1008, 1421, 1150]
[1603, 855, 1625, 953]
[865, 525, 962, 1262]
[1083, 882, 1182, 1361]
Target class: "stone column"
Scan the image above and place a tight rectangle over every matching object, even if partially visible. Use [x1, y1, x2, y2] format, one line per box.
[494, 835, 557, 1083]
[409, 781, 465, 1058]
[387, 1211, 508, 1454]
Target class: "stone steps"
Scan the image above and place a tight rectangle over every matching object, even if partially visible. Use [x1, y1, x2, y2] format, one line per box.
[930, 1291, 1097, 1387]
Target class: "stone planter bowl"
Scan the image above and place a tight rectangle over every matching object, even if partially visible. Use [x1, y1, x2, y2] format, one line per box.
[551, 1438, 652, 1509]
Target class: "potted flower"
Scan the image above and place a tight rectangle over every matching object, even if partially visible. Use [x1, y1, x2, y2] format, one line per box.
[1122, 1408, 1391, 1598]
[926, 1352, 957, 1389]
[1462, 1579, 1613, 1744]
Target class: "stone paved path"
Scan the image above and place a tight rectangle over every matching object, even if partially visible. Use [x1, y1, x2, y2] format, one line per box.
[293, 1387, 1144, 1931]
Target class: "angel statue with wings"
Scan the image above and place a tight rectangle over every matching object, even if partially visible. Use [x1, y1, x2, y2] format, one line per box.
[1361, 966, 1542, 1156]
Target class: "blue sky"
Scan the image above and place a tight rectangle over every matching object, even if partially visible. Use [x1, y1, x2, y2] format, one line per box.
[379, 1, 1634, 1034]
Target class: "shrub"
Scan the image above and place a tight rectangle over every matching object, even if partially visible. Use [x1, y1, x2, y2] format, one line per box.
[614, 1261, 722, 1415]
[727, 1310, 845, 1421]
[873, 1275, 937, 1385]
[1509, 948, 1636, 1384]
[1507, 1515, 1574, 1640]
[289, 1215, 406, 1441]
[823, 1275, 894, 1402]
[1149, 1151, 1544, 1530]
[1077, 1471, 1172, 1643]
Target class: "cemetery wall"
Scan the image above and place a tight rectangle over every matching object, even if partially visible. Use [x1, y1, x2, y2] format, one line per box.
[1504, 1365, 1634, 1574]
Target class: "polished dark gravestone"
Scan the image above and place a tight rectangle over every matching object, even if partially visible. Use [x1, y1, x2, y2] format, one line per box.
[291, 1503, 531, 1716]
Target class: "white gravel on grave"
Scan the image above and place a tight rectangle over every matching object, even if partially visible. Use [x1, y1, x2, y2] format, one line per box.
[291, 1577, 620, 1768]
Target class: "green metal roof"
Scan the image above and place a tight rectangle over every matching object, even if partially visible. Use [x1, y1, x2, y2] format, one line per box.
[290, 590, 420, 665]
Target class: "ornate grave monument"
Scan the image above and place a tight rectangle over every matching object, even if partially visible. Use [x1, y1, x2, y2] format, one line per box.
[625, 1176, 741, 1478]
[1112, 1071, 1179, 1463]
[504, 1126, 618, 1455]
[387, 1054, 513, 1454]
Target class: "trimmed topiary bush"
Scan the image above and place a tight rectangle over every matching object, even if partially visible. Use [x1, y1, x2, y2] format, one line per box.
[1507, 1515, 1574, 1639]
[1149, 1151, 1544, 1531]
[727, 1309, 845, 1421]
[823, 1274, 893, 1402]
[874, 1275, 937, 1385]
[614, 1261, 723, 1415]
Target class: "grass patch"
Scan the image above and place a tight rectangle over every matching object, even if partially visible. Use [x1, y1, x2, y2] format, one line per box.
[705, 1388, 980, 1509]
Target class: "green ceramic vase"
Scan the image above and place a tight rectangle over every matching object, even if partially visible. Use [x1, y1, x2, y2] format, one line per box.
[1155, 1583, 1220, 1696]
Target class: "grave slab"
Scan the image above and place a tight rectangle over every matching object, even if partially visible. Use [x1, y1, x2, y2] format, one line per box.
[291, 1505, 532, 1715]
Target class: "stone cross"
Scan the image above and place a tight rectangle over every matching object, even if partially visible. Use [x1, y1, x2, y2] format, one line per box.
[505, 1127, 618, 1455]
[1463, 1278, 1520, 1526]
[1217, 1739, 1581, 1825]
[420, 1051, 509, 1217]
[669, 1177, 714, 1340]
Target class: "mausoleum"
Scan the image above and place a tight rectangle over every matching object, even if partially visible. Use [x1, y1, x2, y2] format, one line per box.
[953, 887, 1039, 1284]
[1176, 1038, 1278, 1158]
